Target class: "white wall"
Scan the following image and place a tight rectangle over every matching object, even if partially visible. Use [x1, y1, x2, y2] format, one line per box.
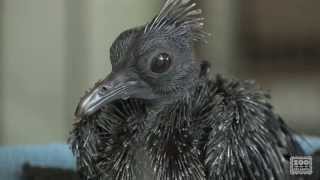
[200, 0, 240, 75]
[0, 0, 157, 145]
[1, 0, 67, 145]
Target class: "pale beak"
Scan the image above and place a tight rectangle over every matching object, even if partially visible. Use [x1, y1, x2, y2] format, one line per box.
[75, 73, 152, 118]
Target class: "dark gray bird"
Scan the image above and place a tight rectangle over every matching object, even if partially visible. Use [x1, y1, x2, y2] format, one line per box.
[69, 0, 314, 180]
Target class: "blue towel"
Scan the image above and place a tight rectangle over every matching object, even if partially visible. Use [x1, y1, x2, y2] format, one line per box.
[296, 136, 320, 155]
[0, 144, 76, 180]
[0, 137, 319, 180]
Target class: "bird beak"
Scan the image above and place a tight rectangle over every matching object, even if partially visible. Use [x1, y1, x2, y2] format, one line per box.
[75, 73, 152, 118]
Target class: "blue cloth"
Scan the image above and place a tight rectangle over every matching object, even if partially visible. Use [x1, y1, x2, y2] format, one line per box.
[0, 144, 76, 180]
[0, 137, 319, 180]
[296, 136, 320, 154]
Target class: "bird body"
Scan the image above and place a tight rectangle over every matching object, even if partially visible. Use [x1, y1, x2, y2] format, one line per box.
[70, 74, 304, 180]
[69, 0, 311, 179]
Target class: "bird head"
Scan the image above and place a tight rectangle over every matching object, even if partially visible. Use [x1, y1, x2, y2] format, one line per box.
[75, 0, 208, 117]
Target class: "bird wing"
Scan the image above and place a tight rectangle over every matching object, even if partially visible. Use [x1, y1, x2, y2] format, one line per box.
[194, 75, 303, 180]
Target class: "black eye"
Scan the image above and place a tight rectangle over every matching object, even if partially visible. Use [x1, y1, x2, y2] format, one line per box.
[150, 53, 172, 73]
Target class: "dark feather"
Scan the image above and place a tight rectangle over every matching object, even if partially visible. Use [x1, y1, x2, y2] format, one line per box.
[144, 0, 209, 42]
[69, 99, 147, 180]
[70, 75, 308, 180]
[199, 76, 303, 180]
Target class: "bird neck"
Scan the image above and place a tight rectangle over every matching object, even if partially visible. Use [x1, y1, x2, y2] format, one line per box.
[146, 78, 203, 116]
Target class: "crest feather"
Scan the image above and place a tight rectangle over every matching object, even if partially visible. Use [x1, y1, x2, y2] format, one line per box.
[144, 0, 210, 42]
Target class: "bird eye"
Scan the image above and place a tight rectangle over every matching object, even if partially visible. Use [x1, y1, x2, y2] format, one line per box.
[150, 53, 172, 73]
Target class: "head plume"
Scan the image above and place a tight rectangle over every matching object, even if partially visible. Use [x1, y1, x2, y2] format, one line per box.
[144, 0, 209, 42]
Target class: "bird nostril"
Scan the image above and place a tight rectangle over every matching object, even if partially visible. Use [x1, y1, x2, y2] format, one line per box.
[99, 86, 108, 95]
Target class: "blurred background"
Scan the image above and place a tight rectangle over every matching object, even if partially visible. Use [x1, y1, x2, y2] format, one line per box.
[0, 0, 319, 145]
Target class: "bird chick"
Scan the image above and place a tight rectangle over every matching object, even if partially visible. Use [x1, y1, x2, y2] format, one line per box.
[69, 0, 307, 180]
